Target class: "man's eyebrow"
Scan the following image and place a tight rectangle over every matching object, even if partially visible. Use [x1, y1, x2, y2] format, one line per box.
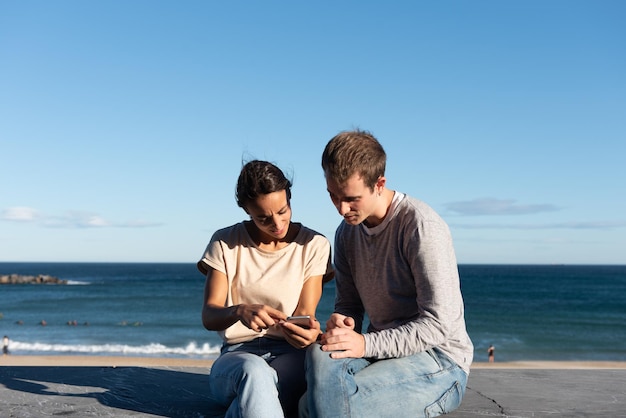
[329, 191, 360, 200]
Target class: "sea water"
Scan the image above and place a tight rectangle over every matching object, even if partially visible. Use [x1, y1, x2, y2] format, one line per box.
[1, 262, 625, 362]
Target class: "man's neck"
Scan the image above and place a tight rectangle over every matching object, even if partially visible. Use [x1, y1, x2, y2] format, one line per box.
[363, 189, 394, 228]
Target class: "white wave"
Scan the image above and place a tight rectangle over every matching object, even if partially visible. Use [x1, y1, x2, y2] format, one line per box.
[66, 280, 91, 285]
[9, 340, 221, 357]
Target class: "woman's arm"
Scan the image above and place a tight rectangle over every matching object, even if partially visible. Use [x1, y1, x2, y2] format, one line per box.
[201, 267, 236, 331]
[292, 274, 323, 318]
[280, 274, 324, 348]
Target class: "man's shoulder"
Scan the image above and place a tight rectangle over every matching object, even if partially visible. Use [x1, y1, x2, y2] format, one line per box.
[397, 194, 444, 221]
[397, 192, 428, 209]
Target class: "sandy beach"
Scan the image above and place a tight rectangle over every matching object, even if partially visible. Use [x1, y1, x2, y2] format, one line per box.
[2, 356, 626, 417]
[0, 355, 215, 368]
[3, 355, 626, 369]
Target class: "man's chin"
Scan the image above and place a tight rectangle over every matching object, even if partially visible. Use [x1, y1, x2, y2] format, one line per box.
[343, 216, 361, 225]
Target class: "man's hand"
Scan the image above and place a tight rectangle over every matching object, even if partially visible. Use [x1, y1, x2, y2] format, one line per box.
[320, 313, 365, 358]
[325, 313, 355, 331]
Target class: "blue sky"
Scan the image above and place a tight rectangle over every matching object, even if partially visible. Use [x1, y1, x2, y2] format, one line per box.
[1, 1, 625, 264]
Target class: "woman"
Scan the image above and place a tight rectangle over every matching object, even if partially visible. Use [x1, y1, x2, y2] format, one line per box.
[197, 160, 332, 417]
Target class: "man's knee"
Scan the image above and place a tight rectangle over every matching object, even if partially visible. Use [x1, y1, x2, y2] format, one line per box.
[306, 342, 330, 366]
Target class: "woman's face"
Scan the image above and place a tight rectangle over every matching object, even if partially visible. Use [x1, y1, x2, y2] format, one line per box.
[245, 190, 292, 240]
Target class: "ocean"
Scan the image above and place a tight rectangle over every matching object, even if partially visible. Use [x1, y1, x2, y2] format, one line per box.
[1, 263, 625, 363]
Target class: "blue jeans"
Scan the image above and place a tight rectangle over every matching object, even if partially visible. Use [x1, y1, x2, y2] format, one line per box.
[300, 344, 468, 418]
[206, 337, 306, 418]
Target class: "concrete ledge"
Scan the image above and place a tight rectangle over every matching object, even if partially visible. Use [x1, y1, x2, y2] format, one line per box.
[449, 368, 626, 417]
[1, 358, 626, 417]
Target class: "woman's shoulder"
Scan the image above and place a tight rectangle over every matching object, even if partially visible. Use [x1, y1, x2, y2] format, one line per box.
[295, 223, 329, 240]
[294, 224, 331, 252]
[211, 222, 248, 242]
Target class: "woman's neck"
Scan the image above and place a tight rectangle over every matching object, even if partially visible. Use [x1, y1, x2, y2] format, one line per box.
[245, 221, 300, 251]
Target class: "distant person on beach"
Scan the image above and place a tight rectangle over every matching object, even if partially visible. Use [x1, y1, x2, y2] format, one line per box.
[197, 160, 332, 418]
[300, 130, 474, 418]
[2, 335, 8, 355]
[488, 344, 495, 362]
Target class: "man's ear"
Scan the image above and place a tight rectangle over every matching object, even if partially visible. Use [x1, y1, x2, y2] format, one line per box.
[375, 176, 386, 194]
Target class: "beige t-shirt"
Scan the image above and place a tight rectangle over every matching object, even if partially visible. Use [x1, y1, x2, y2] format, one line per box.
[197, 222, 331, 344]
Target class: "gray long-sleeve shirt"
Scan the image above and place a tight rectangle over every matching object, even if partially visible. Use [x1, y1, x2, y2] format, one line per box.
[333, 192, 473, 373]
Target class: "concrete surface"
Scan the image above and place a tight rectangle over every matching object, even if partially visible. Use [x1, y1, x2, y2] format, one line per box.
[1, 365, 625, 417]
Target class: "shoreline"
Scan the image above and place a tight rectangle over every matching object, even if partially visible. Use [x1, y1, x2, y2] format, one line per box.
[2, 355, 626, 369]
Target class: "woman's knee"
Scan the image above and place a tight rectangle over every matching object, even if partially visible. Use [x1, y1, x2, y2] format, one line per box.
[214, 352, 276, 384]
[239, 354, 276, 380]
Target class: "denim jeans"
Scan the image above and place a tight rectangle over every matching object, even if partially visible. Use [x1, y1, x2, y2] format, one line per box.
[300, 344, 468, 418]
[206, 337, 306, 418]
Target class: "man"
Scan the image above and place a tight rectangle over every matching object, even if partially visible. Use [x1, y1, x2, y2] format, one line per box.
[301, 129, 473, 417]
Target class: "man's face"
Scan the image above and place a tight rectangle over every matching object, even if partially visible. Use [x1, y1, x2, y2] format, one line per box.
[325, 173, 378, 226]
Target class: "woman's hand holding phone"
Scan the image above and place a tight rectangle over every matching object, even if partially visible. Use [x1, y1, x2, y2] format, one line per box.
[280, 315, 320, 348]
[285, 315, 311, 328]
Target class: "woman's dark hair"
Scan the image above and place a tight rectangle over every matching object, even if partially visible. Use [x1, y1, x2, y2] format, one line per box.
[236, 160, 292, 209]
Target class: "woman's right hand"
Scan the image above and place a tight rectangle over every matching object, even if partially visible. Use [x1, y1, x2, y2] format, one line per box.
[236, 304, 286, 332]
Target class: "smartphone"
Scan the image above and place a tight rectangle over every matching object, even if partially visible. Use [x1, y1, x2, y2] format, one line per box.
[286, 315, 311, 328]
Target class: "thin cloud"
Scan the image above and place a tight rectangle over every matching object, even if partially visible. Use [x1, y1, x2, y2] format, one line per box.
[445, 198, 559, 216]
[118, 220, 163, 228]
[1, 206, 39, 221]
[1, 206, 161, 229]
[42, 211, 111, 228]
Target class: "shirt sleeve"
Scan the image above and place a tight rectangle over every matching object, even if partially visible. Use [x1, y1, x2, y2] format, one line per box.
[197, 231, 227, 277]
[363, 218, 463, 359]
[333, 223, 366, 332]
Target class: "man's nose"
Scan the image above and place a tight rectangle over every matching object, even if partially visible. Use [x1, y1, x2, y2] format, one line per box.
[338, 201, 351, 216]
